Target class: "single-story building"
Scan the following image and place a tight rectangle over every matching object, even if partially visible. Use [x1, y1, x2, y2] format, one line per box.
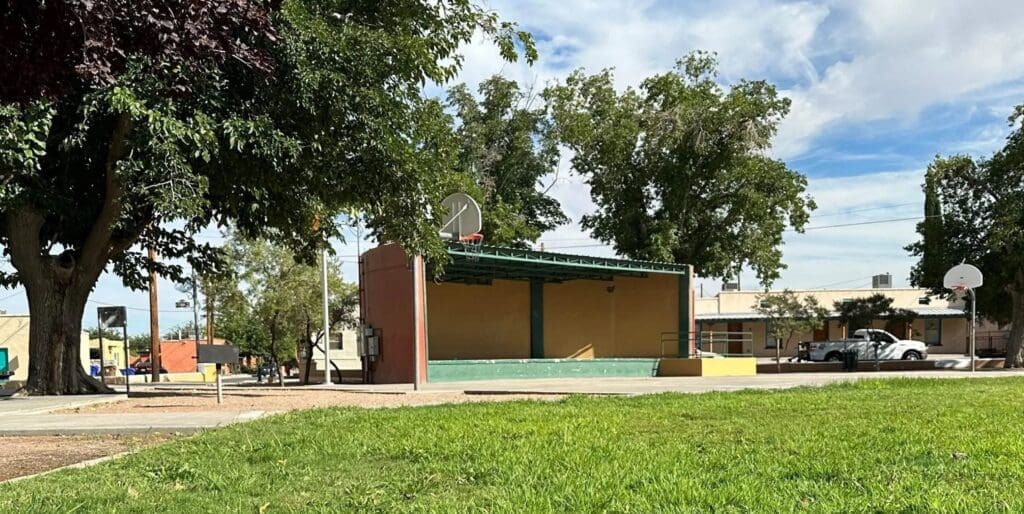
[0, 314, 90, 387]
[359, 243, 756, 384]
[695, 287, 1007, 357]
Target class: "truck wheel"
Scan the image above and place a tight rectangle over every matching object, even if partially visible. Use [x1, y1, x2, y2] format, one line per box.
[825, 352, 843, 362]
[902, 351, 923, 360]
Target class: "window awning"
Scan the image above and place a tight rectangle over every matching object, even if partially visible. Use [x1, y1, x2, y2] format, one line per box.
[433, 243, 691, 284]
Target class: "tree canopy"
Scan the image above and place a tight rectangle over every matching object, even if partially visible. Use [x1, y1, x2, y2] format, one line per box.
[0, 0, 534, 393]
[754, 290, 827, 348]
[544, 52, 814, 284]
[833, 294, 917, 337]
[446, 76, 567, 246]
[908, 106, 1024, 365]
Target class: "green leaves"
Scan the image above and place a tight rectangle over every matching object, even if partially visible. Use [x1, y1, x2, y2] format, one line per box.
[446, 75, 567, 247]
[755, 290, 828, 349]
[545, 52, 814, 284]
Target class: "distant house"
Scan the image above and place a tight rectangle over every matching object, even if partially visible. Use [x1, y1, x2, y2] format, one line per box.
[695, 287, 1007, 357]
[136, 338, 229, 373]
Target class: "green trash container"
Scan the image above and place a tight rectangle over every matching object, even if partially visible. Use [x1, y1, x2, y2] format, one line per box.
[842, 349, 858, 372]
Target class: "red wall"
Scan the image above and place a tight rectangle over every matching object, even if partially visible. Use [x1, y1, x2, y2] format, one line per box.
[159, 341, 197, 373]
[359, 244, 426, 384]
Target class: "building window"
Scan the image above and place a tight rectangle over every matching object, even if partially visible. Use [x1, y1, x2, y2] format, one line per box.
[925, 319, 941, 346]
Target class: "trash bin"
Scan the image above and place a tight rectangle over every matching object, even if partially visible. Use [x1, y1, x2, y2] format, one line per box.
[90, 364, 100, 377]
[842, 349, 858, 372]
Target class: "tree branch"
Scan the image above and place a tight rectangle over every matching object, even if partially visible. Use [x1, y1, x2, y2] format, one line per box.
[79, 113, 132, 273]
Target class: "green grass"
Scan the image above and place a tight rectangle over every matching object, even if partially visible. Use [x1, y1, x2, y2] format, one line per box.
[5, 378, 1024, 513]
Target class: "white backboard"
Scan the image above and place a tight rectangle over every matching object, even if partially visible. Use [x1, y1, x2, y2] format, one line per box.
[439, 192, 482, 239]
[943, 263, 983, 289]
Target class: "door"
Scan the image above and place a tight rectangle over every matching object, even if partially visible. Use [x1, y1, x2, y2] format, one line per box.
[727, 322, 744, 355]
[812, 322, 829, 342]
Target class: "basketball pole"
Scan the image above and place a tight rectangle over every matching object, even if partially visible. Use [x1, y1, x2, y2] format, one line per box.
[968, 288, 976, 373]
[321, 247, 331, 385]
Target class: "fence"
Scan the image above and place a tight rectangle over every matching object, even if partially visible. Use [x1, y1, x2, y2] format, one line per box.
[659, 331, 754, 358]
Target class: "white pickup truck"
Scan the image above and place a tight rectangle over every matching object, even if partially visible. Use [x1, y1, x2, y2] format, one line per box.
[804, 329, 928, 362]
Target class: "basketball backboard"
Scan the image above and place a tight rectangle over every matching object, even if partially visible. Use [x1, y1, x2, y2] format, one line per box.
[439, 192, 482, 239]
[943, 263, 983, 290]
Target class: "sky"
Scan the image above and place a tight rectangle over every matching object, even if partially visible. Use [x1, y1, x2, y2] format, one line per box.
[3, 0, 1024, 333]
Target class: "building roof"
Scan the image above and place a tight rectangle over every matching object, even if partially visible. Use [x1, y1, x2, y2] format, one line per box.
[437, 243, 690, 284]
[696, 306, 966, 322]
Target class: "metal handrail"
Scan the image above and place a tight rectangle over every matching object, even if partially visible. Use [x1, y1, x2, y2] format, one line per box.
[659, 331, 756, 358]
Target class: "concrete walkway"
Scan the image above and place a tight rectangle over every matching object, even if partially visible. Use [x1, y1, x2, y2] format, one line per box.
[0, 411, 269, 436]
[0, 394, 269, 435]
[0, 394, 126, 415]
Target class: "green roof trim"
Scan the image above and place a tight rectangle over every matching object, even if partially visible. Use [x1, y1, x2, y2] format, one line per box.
[436, 243, 691, 284]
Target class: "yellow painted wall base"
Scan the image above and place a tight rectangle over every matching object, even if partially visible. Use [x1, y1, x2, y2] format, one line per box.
[658, 358, 757, 377]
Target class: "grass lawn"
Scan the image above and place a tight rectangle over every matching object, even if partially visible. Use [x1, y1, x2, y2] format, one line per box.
[4, 378, 1024, 512]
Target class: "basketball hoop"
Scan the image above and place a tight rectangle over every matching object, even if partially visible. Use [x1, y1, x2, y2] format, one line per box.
[951, 284, 967, 298]
[460, 233, 484, 260]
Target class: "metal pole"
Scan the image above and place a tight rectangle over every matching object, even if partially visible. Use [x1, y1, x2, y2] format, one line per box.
[969, 288, 976, 373]
[215, 363, 223, 404]
[321, 247, 331, 385]
[192, 270, 200, 372]
[122, 324, 130, 395]
[97, 311, 105, 386]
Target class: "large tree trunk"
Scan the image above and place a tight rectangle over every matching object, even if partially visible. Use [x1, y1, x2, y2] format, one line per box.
[1004, 285, 1024, 368]
[21, 270, 112, 395]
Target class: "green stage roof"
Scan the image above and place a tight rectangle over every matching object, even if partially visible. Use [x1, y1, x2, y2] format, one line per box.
[435, 243, 691, 284]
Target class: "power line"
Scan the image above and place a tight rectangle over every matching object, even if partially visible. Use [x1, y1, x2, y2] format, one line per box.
[0, 291, 23, 302]
[799, 215, 929, 232]
[810, 202, 919, 219]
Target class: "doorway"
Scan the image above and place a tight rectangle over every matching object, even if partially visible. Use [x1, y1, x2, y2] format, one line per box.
[727, 322, 744, 355]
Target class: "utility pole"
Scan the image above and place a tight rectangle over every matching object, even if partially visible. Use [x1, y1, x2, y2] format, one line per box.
[147, 245, 161, 382]
[206, 291, 215, 345]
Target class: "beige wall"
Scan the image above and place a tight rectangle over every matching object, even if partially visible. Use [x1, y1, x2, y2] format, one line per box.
[0, 316, 90, 381]
[696, 288, 960, 315]
[544, 274, 680, 358]
[426, 273, 683, 360]
[426, 280, 531, 359]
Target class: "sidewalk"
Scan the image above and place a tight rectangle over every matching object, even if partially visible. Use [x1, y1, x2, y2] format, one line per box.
[0, 411, 268, 436]
[0, 393, 268, 435]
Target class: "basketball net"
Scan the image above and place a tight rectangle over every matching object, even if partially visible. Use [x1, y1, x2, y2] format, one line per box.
[460, 233, 484, 260]
[952, 284, 967, 298]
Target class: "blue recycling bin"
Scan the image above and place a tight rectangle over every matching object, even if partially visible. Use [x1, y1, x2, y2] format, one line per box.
[90, 364, 100, 377]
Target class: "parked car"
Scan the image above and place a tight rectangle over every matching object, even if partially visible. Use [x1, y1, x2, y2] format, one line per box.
[805, 329, 928, 362]
[133, 361, 168, 374]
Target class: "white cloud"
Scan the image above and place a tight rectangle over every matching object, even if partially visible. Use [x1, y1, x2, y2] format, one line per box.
[774, 0, 1024, 158]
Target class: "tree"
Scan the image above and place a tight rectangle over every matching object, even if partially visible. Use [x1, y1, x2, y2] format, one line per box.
[908, 107, 1024, 366]
[446, 76, 567, 246]
[833, 294, 917, 338]
[85, 326, 122, 341]
[906, 172, 949, 289]
[128, 333, 151, 353]
[754, 290, 828, 371]
[544, 52, 815, 283]
[222, 235, 356, 384]
[0, 1, 535, 394]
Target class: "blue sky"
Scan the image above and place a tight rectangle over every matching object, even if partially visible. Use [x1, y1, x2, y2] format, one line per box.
[3, 0, 1023, 332]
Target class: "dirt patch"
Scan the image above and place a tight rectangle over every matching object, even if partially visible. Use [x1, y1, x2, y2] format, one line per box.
[65, 389, 562, 414]
[0, 434, 175, 482]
